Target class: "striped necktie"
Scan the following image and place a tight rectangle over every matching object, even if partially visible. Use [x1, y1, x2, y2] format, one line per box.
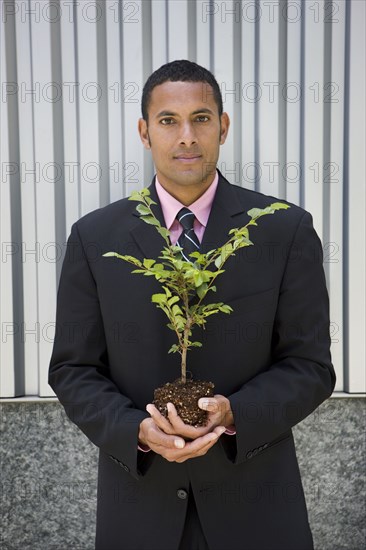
[176, 207, 200, 262]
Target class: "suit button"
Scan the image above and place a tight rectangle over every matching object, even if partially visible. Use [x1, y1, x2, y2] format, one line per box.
[121, 463, 130, 472]
[177, 489, 188, 500]
[246, 451, 253, 459]
[252, 448, 259, 456]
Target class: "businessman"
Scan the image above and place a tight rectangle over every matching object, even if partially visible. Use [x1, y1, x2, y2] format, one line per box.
[49, 60, 335, 550]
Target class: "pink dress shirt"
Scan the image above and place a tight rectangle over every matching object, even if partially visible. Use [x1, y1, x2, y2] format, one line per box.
[155, 171, 219, 245]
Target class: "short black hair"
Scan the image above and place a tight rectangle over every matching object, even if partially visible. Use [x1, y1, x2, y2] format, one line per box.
[141, 60, 223, 121]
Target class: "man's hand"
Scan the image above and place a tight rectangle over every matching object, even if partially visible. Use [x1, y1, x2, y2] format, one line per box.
[145, 394, 235, 441]
[138, 417, 226, 463]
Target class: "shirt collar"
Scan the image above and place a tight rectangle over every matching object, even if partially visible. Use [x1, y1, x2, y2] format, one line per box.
[155, 171, 219, 230]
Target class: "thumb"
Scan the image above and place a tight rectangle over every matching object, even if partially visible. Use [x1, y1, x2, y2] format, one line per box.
[198, 398, 218, 412]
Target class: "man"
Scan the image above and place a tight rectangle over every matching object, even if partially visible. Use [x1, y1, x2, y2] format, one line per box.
[49, 60, 335, 550]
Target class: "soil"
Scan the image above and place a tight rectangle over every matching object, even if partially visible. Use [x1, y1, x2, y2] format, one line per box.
[152, 378, 215, 428]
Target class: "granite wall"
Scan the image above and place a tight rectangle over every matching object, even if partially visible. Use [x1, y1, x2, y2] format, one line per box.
[0, 398, 365, 550]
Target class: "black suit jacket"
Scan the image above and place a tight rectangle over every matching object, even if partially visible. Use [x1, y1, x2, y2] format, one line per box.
[49, 172, 335, 550]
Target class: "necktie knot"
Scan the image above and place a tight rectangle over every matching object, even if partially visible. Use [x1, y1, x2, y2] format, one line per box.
[176, 207, 195, 231]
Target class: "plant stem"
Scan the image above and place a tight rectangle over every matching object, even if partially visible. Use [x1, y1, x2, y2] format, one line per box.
[181, 341, 187, 384]
[180, 286, 193, 383]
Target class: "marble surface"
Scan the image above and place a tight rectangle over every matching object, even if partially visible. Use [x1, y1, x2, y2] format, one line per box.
[0, 398, 364, 550]
[294, 398, 366, 550]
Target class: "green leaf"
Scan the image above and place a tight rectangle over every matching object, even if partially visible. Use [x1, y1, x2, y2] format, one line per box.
[103, 252, 144, 266]
[199, 303, 216, 312]
[128, 190, 144, 202]
[116, 254, 143, 267]
[183, 268, 197, 279]
[196, 282, 208, 299]
[175, 317, 185, 331]
[239, 227, 249, 239]
[136, 204, 151, 216]
[189, 341, 202, 348]
[172, 304, 184, 317]
[156, 226, 170, 240]
[247, 203, 290, 220]
[218, 304, 233, 314]
[192, 315, 206, 326]
[219, 243, 233, 264]
[202, 309, 220, 317]
[193, 272, 203, 287]
[214, 256, 222, 269]
[139, 215, 160, 226]
[269, 202, 290, 211]
[168, 296, 180, 306]
[168, 344, 181, 354]
[247, 207, 264, 219]
[143, 258, 155, 269]
[162, 286, 172, 298]
[145, 197, 157, 207]
[189, 251, 206, 265]
[151, 293, 167, 304]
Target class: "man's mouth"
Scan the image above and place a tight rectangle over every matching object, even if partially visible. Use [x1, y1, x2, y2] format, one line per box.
[174, 154, 202, 162]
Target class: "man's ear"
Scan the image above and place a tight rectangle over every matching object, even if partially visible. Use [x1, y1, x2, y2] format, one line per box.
[138, 118, 151, 149]
[219, 112, 230, 145]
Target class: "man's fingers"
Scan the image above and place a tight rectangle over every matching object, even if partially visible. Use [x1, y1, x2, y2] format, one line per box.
[174, 426, 226, 462]
[198, 395, 235, 427]
[147, 424, 227, 463]
[166, 402, 215, 439]
[146, 400, 228, 443]
[146, 403, 175, 434]
[147, 401, 211, 439]
[166, 402, 179, 419]
[183, 426, 225, 452]
[142, 418, 186, 450]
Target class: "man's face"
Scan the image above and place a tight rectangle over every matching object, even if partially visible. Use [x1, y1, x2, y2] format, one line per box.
[138, 81, 229, 198]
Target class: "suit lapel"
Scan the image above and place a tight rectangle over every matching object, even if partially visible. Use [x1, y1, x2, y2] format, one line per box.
[129, 176, 167, 260]
[200, 172, 247, 253]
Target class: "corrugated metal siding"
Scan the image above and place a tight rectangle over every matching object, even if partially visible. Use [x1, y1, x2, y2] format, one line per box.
[1, 0, 365, 396]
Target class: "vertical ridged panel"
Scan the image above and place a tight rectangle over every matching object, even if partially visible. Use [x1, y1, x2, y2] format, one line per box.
[0, 0, 364, 396]
[345, 0, 366, 392]
[29, 1, 58, 395]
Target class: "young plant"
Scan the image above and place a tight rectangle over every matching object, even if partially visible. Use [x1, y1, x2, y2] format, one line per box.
[103, 188, 290, 384]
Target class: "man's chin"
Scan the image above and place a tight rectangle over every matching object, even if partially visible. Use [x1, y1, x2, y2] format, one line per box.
[171, 166, 216, 186]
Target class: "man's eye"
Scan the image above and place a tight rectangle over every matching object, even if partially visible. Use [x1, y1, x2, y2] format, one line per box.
[196, 116, 209, 122]
[160, 118, 175, 125]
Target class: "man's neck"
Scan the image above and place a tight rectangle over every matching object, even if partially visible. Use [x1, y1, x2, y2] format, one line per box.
[156, 172, 217, 206]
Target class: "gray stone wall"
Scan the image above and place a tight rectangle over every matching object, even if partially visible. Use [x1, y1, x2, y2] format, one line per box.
[0, 398, 365, 550]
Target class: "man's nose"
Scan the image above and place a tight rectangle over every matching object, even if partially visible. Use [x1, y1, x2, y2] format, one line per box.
[179, 122, 197, 146]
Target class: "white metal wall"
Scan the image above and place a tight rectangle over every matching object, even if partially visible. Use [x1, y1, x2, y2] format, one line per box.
[1, 0, 365, 397]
